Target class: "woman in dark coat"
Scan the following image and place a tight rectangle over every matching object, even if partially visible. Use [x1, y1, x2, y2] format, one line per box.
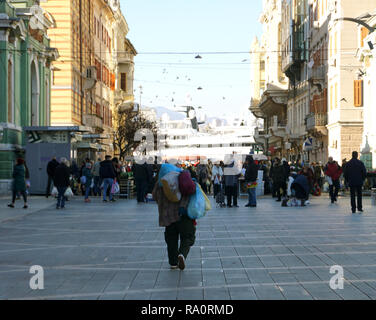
[8, 158, 28, 209]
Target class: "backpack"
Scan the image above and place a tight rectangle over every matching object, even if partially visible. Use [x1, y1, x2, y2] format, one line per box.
[178, 170, 196, 196]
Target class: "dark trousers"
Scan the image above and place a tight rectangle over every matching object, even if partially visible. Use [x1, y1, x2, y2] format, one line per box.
[56, 186, 68, 208]
[275, 182, 287, 200]
[165, 216, 196, 266]
[136, 179, 147, 202]
[200, 181, 208, 194]
[226, 185, 238, 206]
[350, 186, 363, 212]
[12, 190, 27, 203]
[213, 184, 221, 198]
[329, 179, 340, 202]
[93, 176, 101, 196]
[46, 175, 54, 196]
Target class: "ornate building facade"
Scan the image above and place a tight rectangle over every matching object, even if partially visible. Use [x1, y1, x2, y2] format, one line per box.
[0, 0, 57, 193]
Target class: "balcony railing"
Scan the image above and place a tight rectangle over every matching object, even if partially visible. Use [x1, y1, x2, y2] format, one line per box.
[117, 52, 134, 64]
[306, 113, 327, 131]
[83, 114, 103, 129]
[308, 65, 326, 81]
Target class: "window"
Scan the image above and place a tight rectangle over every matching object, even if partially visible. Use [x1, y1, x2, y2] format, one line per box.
[334, 83, 338, 109]
[121, 73, 126, 91]
[360, 27, 369, 47]
[354, 80, 363, 107]
[330, 85, 333, 110]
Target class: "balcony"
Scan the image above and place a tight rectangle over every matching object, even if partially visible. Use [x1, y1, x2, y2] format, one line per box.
[305, 113, 328, 135]
[82, 114, 103, 131]
[117, 52, 134, 64]
[270, 117, 288, 138]
[249, 97, 264, 119]
[308, 65, 326, 90]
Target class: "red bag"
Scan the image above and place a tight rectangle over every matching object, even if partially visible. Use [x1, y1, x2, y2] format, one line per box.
[178, 170, 196, 196]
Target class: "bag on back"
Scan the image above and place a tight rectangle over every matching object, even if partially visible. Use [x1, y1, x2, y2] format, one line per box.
[161, 171, 182, 202]
[178, 170, 196, 196]
[158, 163, 182, 186]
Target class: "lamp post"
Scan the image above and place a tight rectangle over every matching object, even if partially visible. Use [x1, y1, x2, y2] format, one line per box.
[138, 85, 143, 108]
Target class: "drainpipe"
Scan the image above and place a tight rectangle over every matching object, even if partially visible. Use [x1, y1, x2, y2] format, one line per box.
[80, 0, 83, 125]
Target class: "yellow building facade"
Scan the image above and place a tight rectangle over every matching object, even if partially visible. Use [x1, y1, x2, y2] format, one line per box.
[41, 0, 137, 159]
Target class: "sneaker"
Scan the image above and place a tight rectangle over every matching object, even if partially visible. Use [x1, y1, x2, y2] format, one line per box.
[250, 205, 257, 207]
[103, 200, 108, 203]
[358, 209, 364, 214]
[245, 204, 251, 207]
[178, 254, 186, 270]
[7, 204, 14, 208]
[110, 199, 116, 202]
[23, 205, 28, 209]
[56, 206, 60, 210]
[170, 265, 178, 270]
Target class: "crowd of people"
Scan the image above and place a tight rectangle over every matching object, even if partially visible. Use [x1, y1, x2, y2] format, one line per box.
[7, 150, 368, 214]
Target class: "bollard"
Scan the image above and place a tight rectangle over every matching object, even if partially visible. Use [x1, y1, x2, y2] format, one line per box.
[372, 188, 376, 206]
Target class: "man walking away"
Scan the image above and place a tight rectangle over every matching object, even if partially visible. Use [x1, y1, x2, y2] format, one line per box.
[54, 158, 71, 210]
[245, 155, 259, 208]
[82, 162, 93, 203]
[324, 157, 342, 204]
[132, 161, 152, 203]
[197, 161, 209, 194]
[92, 158, 101, 196]
[100, 155, 116, 202]
[271, 158, 286, 202]
[46, 156, 59, 198]
[344, 151, 367, 214]
[153, 178, 195, 270]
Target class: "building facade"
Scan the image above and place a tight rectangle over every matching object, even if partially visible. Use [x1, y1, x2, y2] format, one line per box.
[251, 0, 376, 165]
[357, 12, 376, 170]
[40, 0, 136, 162]
[250, 0, 289, 159]
[0, 0, 57, 193]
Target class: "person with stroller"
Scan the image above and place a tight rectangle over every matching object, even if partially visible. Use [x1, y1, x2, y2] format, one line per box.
[212, 161, 223, 198]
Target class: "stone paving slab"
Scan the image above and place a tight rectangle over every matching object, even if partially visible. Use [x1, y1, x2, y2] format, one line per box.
[0, 194, 375, 300]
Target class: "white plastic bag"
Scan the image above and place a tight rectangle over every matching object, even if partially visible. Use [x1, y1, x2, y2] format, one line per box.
[51, 186, 58, 197]
[64, 187, 74, 198]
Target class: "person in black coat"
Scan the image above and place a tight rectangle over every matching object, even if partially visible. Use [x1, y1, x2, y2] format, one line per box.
[54, 158, 71, 209]
[46, 157, 59, 198]
[344, 151, 367, 214]
[132, 161, 152, 203]
[100, 155, 117, 202]
[245, 155, 259, 207]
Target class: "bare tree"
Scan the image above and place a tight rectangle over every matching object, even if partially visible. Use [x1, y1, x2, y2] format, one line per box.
[113, 107, 157, 160]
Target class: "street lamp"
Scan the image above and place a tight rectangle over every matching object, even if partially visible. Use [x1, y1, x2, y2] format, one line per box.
[334, 15, 376, 50]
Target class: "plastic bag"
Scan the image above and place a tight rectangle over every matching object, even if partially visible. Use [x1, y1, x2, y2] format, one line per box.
[158, 164, 182, 186]
[80, 176, 87, 185]
[64, 187, 74, 198]
[111, 181, 120, 194]
[26, 180, 31, 188]
[51, 186, 58, 197]
[161, 171, 182, 202]
[187, 184, 206, 219]
[197, 183, 212, 211]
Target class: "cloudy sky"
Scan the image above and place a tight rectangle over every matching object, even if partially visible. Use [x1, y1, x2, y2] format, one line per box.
[120, 0, 263, 119]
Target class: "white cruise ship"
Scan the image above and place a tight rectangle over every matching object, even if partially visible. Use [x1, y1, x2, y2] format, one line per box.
[141, 106, 262, 162]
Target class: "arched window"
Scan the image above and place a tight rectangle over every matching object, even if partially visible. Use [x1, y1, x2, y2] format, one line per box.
[8, 59, 14, 123]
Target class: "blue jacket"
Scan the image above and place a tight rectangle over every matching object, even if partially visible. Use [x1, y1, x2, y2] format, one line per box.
[292, 174, 309, 195]
[344, 158, 367, 187]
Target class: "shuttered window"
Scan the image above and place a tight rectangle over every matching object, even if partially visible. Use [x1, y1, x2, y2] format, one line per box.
[360, 27, 369, 47]
[354, 80, 363, 107]
[121, 73, 126, 91]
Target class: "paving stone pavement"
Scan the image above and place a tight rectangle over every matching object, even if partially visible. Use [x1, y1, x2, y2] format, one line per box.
[0, 194, 376, 300]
